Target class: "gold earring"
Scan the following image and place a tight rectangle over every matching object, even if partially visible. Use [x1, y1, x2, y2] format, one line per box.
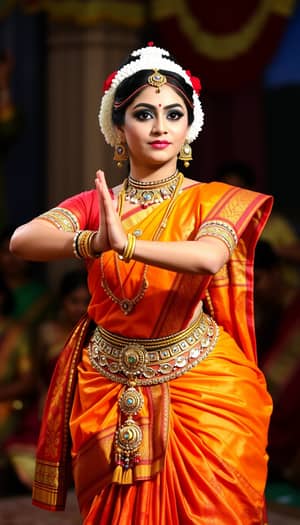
[113, 141, 128, 168]
[178, 140, 192, 168]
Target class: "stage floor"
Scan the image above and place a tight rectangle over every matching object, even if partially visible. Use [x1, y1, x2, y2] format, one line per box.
[0, 491, 300, 525]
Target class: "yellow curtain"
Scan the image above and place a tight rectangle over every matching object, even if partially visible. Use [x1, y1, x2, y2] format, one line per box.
[0, 0, 146, 27]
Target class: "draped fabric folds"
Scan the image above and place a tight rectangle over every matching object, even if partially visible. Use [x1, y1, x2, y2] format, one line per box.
[32, 181, 273, 524]
[151, 0, 296, 91]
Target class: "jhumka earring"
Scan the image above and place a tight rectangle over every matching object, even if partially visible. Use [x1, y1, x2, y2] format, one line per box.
[178, 140, 192, 168]
[113, 141, 128, 168]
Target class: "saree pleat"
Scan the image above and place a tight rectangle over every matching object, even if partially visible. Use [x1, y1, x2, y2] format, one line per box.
[32, 181, 273, 522]
[72, 328, 271, 524]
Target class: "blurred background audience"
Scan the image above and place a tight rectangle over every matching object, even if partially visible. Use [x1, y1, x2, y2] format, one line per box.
[0, 276, 39, 496]
[215, 160, 300, 289]
[255, 240, 300, 493]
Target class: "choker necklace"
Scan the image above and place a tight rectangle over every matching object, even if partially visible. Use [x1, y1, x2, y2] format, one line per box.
[125, 170, 179, 207]
[100, 172, 184, 315]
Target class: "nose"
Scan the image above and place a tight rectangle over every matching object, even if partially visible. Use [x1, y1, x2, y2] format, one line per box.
[151, 114, 167, 135]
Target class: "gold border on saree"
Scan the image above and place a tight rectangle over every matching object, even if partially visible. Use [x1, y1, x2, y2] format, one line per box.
[88, 312, 219, 386]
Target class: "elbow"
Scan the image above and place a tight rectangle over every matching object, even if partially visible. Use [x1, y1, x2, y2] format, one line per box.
[9, 227, 27, 257]
[9, 232, 18, 255]
[193, 254, 227, 276]
[207, 259, 226, 275]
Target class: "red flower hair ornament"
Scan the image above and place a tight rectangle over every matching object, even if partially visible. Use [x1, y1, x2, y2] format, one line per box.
[99, 44, 204, 146]
[103, 68, 202, 96]
[185, 70, 202, 95]
[103, 71, 117, 93]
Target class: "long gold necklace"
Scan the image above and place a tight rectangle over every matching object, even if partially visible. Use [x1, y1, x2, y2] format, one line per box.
[125, 169, 179, 207]
[100, 256, 148, 315]
[100, 172, 184, 314]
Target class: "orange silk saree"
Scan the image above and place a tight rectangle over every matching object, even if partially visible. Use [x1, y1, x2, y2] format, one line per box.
[33, 181, 273, 524]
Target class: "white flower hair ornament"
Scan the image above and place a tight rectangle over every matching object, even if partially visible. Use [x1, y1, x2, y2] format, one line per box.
[98, 43, 204, 147]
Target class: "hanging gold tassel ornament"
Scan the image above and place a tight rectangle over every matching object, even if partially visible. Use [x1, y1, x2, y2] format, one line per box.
[112, 380, 144, 484]
[178, 140, 192, 167]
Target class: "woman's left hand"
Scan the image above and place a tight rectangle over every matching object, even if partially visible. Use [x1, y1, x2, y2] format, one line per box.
[95, 170, 127, 254]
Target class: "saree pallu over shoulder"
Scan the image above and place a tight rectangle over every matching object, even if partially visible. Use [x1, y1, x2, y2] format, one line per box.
[143, 181, 273, 357]
[87, 182, 272, 343]
[32, 314, 92, 511]
[198, 182, 273, 363]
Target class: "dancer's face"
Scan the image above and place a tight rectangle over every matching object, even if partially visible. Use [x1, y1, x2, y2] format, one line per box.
[121, 84, 189, 169]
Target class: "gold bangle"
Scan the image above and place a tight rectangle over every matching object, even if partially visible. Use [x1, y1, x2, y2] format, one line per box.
[78, 230, 93, 258]
[73, 230, 101, 259]
[88, 231, 102, 258]
[121, 233, 136, 263]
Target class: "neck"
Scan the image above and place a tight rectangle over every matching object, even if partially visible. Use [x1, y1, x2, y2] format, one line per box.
[129, 162, 179, 183]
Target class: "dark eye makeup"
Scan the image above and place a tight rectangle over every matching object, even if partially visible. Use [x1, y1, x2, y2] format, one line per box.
[132, 108, 185, 121]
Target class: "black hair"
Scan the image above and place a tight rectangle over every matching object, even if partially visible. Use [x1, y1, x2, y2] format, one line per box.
[58, 269, 88, 300]
[215, 161, 256, 189]
[112, 68, 194, 127]
[254, 240, 280, 271]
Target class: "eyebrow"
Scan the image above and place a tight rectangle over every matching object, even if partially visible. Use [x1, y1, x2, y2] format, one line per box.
[132, 103, 184, 111]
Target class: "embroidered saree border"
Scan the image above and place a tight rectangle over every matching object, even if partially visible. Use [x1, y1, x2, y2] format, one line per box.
[32, 315, 91, 510]
[32, 182, 273, 511]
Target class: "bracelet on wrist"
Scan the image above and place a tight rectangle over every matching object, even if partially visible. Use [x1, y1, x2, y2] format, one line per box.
[72, 230, 102, 259]
[119, 233, 136, 263]
[73, 230, 83, 259]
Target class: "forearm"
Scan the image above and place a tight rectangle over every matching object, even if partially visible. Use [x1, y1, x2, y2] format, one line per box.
[128, 237, 229, 275]
[9, 219, 75, 261]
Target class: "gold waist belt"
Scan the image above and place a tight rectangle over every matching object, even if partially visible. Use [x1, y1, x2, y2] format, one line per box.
[88, 311, 219, 387]
[87, 312, 219, 481]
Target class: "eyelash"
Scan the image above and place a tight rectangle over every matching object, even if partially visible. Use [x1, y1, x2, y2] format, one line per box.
[133, 110, 184, 121]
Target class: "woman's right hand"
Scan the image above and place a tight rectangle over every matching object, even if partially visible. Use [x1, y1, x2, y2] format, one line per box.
[92, 169, 110, 254]
[94, 169, 127, 255]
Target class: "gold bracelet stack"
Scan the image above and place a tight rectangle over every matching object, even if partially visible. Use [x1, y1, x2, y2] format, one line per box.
[119, 233, 136, 263]
[72, 230, 101, 259]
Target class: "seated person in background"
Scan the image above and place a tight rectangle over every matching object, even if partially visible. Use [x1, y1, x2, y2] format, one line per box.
[254, 239, 300, 486]
[36, 269, 90, 390]
[215, 160, 257, 190]
[0, 226, 51, 326]
[0, 277, 40, 496]
[215, 160, 300, 289]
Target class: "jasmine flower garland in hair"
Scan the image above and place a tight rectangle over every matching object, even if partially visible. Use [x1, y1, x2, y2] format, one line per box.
[98, 44, 204, 147]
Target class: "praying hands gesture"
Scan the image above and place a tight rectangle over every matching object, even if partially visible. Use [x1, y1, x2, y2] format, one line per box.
[93, 169, 127, 256]
[93, 170, 230, 274]
[10, 168, 229, 273]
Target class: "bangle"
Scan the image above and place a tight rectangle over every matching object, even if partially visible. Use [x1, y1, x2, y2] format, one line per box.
[73, 230, 83, 259]
[89, 231, 102, 258]
[120, 233, 136, 263]
[72, 230, 102, 259]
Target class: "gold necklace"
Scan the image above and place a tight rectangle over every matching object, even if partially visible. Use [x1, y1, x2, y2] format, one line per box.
[100, 172, 184, 314]
[100, 256, 148, 315]
[125, 170, 179, 207]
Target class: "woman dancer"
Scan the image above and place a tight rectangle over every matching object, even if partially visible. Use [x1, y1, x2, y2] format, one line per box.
[10, 43, 273, 524]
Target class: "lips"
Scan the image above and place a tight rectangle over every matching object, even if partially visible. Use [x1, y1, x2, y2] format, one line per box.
[149, 141, 171, 149]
